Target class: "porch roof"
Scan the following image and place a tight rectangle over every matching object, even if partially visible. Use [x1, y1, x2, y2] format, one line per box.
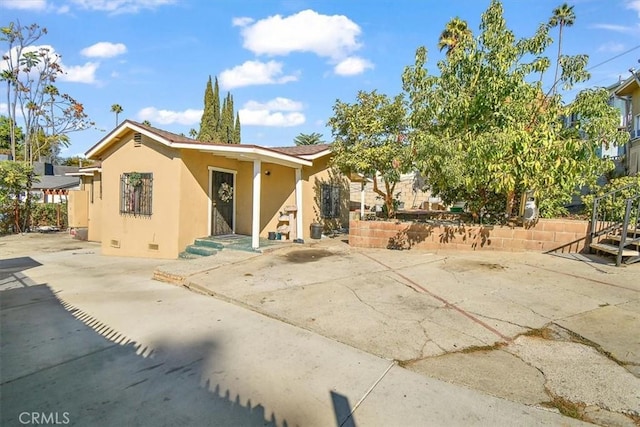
[86, 120, 324, 168]
[614, 74, 640, 97]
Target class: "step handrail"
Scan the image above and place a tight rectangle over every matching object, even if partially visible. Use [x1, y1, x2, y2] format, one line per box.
[590, 182, 639, 238]
[616, 194, 640, 266]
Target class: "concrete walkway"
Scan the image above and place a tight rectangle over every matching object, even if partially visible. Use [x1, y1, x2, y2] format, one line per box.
[155, 238, 640, 426]
[0, 233, 592, 426]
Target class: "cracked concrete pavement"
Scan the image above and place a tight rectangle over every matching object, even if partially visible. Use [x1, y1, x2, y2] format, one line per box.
[2, 232, 593, 426]
[2, 232, 639, 425]
[153, 238, 640, 425]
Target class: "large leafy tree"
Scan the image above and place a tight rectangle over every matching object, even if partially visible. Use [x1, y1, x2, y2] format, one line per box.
[294, 132, 324, 146]
[1, 21, 93, 164]
[328, 90, 410, 218]
[402, 0, 625, 218]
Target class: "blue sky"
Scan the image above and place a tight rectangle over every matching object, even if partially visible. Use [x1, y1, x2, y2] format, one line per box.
[1, 0, 640, 158]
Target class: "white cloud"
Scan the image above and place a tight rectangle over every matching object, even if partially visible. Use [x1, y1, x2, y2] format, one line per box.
[243, 97, 303, 112]
[239, 110, 305, 127]
[232, 17, 254, 27]
[1, 44, 99, 85]
[334, 56, 374, 76]
[591, 23, 638, 34]
[69, 0, 177, 14]
[219, 60, 298, 89]
[239, 9, 362, 60]
[60, 62, 100, 84]
[137, 107, 202, 125]
[0, 0, 47, 10]
[239, 97, 305, 127]
[81, 42, 127, 58]
[597, 42, 625, 53]
[0, 103, 7, 114]
[627, 0, 640, 17]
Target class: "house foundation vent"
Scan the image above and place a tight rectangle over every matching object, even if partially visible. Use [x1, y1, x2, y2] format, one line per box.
[133, 133, 142, 147]
[148, 243, 159, 251]
[110, 239, 120, 248]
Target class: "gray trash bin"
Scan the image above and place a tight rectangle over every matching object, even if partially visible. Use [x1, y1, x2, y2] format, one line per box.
[310, 223, 323, 239]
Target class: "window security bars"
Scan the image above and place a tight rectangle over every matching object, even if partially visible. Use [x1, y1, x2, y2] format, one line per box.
[321, 184, 340, 219]
[120, 173, 153, 216]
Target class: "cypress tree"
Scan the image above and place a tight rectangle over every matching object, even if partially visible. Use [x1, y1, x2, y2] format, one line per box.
[221, 92, 234, 143]
[212, 77, 221, 141]
[233, 112, 241, 144]
[197, 76, 240, 143]
[197, 76, 216, 142]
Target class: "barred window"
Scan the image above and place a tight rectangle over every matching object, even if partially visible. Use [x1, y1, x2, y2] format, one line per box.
[321, 184, 340, 219]
[120, 172, 153, 216]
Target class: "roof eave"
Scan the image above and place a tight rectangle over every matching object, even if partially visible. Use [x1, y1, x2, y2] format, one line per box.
[85, 121, 175, 159]
[172, 143, 313, 167]
[299, 149, 332, 160]
[614, 78, 639, 96]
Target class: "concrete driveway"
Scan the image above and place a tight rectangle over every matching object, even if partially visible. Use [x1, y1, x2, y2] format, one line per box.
[1, 232, 638, 426]
[155, 238, 640, 426]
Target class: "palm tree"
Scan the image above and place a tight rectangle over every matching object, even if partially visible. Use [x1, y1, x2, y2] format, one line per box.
[548, 3, 576, 94]
[437, 17, 471, 56]
[142, 120, 151, 126]
[188, 128, 198, 138]
[110, 104, 123, 126]
[293, 132, 324, 146]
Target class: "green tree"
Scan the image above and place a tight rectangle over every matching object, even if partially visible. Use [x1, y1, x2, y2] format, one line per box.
[0, 160, 36, 233]
[197, 76, 240, 143]
[402, 0, 624, 219]
[110, 104, 123, 126]
[221, 92, 235, 143]
[437, 17, 472, 55]
[0, 116, 24, 156]
[1, 22, 93, 164]
[198, 76, 218, 142]
[61, 155, 85, 166]
[188, 128, 197, 138]
[548, 3, 576, 95]
[142, 120, 151, 126]
[328, 90, 410, 218]
[294, 132, 324, 146]
[233, 112, 241, 144]
[1, 22, 46, 161]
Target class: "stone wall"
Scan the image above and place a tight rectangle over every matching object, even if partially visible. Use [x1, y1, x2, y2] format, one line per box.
[349, 218, 591, 253]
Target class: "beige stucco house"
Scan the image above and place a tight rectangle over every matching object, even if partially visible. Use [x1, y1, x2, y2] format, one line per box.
[67, 120, 348, 259]
[615, 73, 640, 175]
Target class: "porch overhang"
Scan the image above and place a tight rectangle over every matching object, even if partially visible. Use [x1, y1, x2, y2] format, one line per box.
[173, 143, 313, 169]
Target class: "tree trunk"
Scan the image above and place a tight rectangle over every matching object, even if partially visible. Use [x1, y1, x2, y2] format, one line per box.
[505, 190, 516, 218]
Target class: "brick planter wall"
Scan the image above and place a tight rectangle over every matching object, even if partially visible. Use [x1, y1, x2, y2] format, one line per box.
[349, 218, 591, 253]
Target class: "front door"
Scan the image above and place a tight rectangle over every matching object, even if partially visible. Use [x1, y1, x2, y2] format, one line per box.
[211, 170, 234, 235]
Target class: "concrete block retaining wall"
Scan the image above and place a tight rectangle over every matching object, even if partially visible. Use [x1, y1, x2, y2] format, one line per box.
[349, 218, 591, 253]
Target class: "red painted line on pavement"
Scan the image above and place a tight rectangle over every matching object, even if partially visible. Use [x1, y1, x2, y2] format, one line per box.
[361, 252, 512, 342]
[527, 264, 640, 293]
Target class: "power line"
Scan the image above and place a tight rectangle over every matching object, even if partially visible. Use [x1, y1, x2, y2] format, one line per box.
[587, 44, 640, 71]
